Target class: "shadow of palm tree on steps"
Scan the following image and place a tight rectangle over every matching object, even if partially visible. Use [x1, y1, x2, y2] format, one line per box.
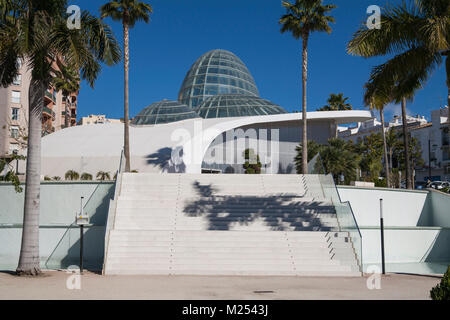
[183, 180, 338, 232]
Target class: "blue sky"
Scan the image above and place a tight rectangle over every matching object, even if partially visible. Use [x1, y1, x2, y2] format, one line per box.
[74, 0, 448, 122]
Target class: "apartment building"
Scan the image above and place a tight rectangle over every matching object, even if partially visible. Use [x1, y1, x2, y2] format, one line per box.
[78, 115, 122, 125]
[0, 59, 78, 158]
[411, 106, 450, 181]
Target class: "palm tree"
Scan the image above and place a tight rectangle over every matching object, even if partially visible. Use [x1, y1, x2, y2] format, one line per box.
[96, 171, 111, 181]
[279, 0, 336, 174]
[80, 173, 93, 181]
[318, 93, 352, 111]
[0, 0, 121, 275]
[347, 0, 449, 189]
[364, 84, 391, 188]
[52, 63, 80, 128]
[65, 170, 80, 181]
[100, 0, 153, 173]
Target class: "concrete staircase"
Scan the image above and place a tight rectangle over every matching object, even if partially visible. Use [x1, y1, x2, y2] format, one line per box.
[104, 174, 361, 276]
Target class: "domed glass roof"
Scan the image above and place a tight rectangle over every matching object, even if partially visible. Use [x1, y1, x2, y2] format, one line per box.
[132, 100, 200, 125]
[178, 49, 259, 108]
[195, 95, 287, 119]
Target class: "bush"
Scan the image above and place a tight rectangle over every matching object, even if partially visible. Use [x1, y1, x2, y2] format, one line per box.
[430, 266, 450, 300]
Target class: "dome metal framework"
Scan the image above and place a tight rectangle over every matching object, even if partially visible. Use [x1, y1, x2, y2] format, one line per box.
[178, 49, 259, 108]
[132, 100, 200, 125]
[195, 95, 287, 119]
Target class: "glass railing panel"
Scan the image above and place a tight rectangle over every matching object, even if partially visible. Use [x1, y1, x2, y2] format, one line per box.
[44, 183, 114, 270]
[307, 155, 363, 270]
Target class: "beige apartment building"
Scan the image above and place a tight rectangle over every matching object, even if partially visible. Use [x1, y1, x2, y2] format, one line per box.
[0, 58, 78, 158]
[78, 115, 122, 125]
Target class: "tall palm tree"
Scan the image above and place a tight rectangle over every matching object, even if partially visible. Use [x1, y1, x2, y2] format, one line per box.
[347, 0, 449, 189]
[0, 0, 121, 275]
[318, 93, 352, 111]
[279, 0, 336, 174]
[364, 83, 392, 187]
[100, 0, 153, 173]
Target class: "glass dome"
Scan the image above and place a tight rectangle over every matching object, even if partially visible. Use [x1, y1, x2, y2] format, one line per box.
[195, 95, 287, 119]
[178, 49, 259, 108]
[132, 100, 200, 125]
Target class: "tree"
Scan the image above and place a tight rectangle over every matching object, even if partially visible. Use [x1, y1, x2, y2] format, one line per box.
[317, 93, 352, 111]
[0, 0, 121, 275]
[294, 138, 359, 184]
[347, 0, 449, 189]
[80, 173, 93, 181]
[430, 265, 450, 300]
[101, 0, 153, 172]
[364, 82, 393, 187]
[294, 140, 323, 173]
[279, 0, 336, 174]
[243, 149, 262, 174]
[65, 170, 79, 181]
[320, 138, 359, 184]
[52, 62, 80, 128]
[0, 154, 25, 192]
[96, 171, 111, 181]
[355, 134, 384, 182]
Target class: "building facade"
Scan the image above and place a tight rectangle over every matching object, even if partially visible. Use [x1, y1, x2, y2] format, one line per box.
[40, 50, 372, 177]
[411, 107, 450, 181]
[0, 58, 78, 158]
[78, 115, 122, 125]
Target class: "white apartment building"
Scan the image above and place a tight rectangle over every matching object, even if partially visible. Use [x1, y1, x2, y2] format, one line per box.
[78, 115, 122, 125]
[411, 107, 449, 182]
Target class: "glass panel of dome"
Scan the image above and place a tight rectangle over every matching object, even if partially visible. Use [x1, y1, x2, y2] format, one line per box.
[193, 87, 203, 95]
[195, 76, 205, 84]
[208, 67, 218, 74]
[218, 108, 227, 118]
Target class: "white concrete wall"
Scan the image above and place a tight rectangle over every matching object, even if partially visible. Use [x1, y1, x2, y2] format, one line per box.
[337, 187, 429, 227]
[337, 186, 450, 274]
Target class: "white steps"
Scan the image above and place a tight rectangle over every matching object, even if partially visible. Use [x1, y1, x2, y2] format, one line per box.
[104, 173, 361, 277]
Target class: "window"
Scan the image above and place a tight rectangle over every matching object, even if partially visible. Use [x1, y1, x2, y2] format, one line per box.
[13, 74, 21, 85]
[11, 108, 19, 121]
[10, 126, 19, 139]
[11, 91, 21, 104]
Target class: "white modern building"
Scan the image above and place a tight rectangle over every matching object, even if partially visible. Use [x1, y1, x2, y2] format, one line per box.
[40, 49, 372, 177]
[411, 106, 450, 181]
[338, 113, 428, 143]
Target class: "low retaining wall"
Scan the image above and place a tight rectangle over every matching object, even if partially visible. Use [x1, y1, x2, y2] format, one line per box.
[0, 182, 114, 271]
[338, 186, 450, 274]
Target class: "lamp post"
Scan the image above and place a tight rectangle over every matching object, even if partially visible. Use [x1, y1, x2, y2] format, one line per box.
[76, 197, 89, 274]
[379, 198, 386, 275]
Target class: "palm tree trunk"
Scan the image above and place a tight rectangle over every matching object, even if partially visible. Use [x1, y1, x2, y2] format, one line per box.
[401, 97, 412, 189]
[16, 80, 44, 276]
[301, 33, 309, 174]
[64, 97, 70, 128]
[380, 109, 390, 188]
[446, 54, 449, 163]
[123, 21, 131, 172]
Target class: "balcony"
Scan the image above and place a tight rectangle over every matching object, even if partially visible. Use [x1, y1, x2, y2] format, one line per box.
[44, 90, 56, 103]
[43, 106, 56, 120]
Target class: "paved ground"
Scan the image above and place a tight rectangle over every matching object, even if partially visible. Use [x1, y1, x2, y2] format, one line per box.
[0, 271, 441, 300]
